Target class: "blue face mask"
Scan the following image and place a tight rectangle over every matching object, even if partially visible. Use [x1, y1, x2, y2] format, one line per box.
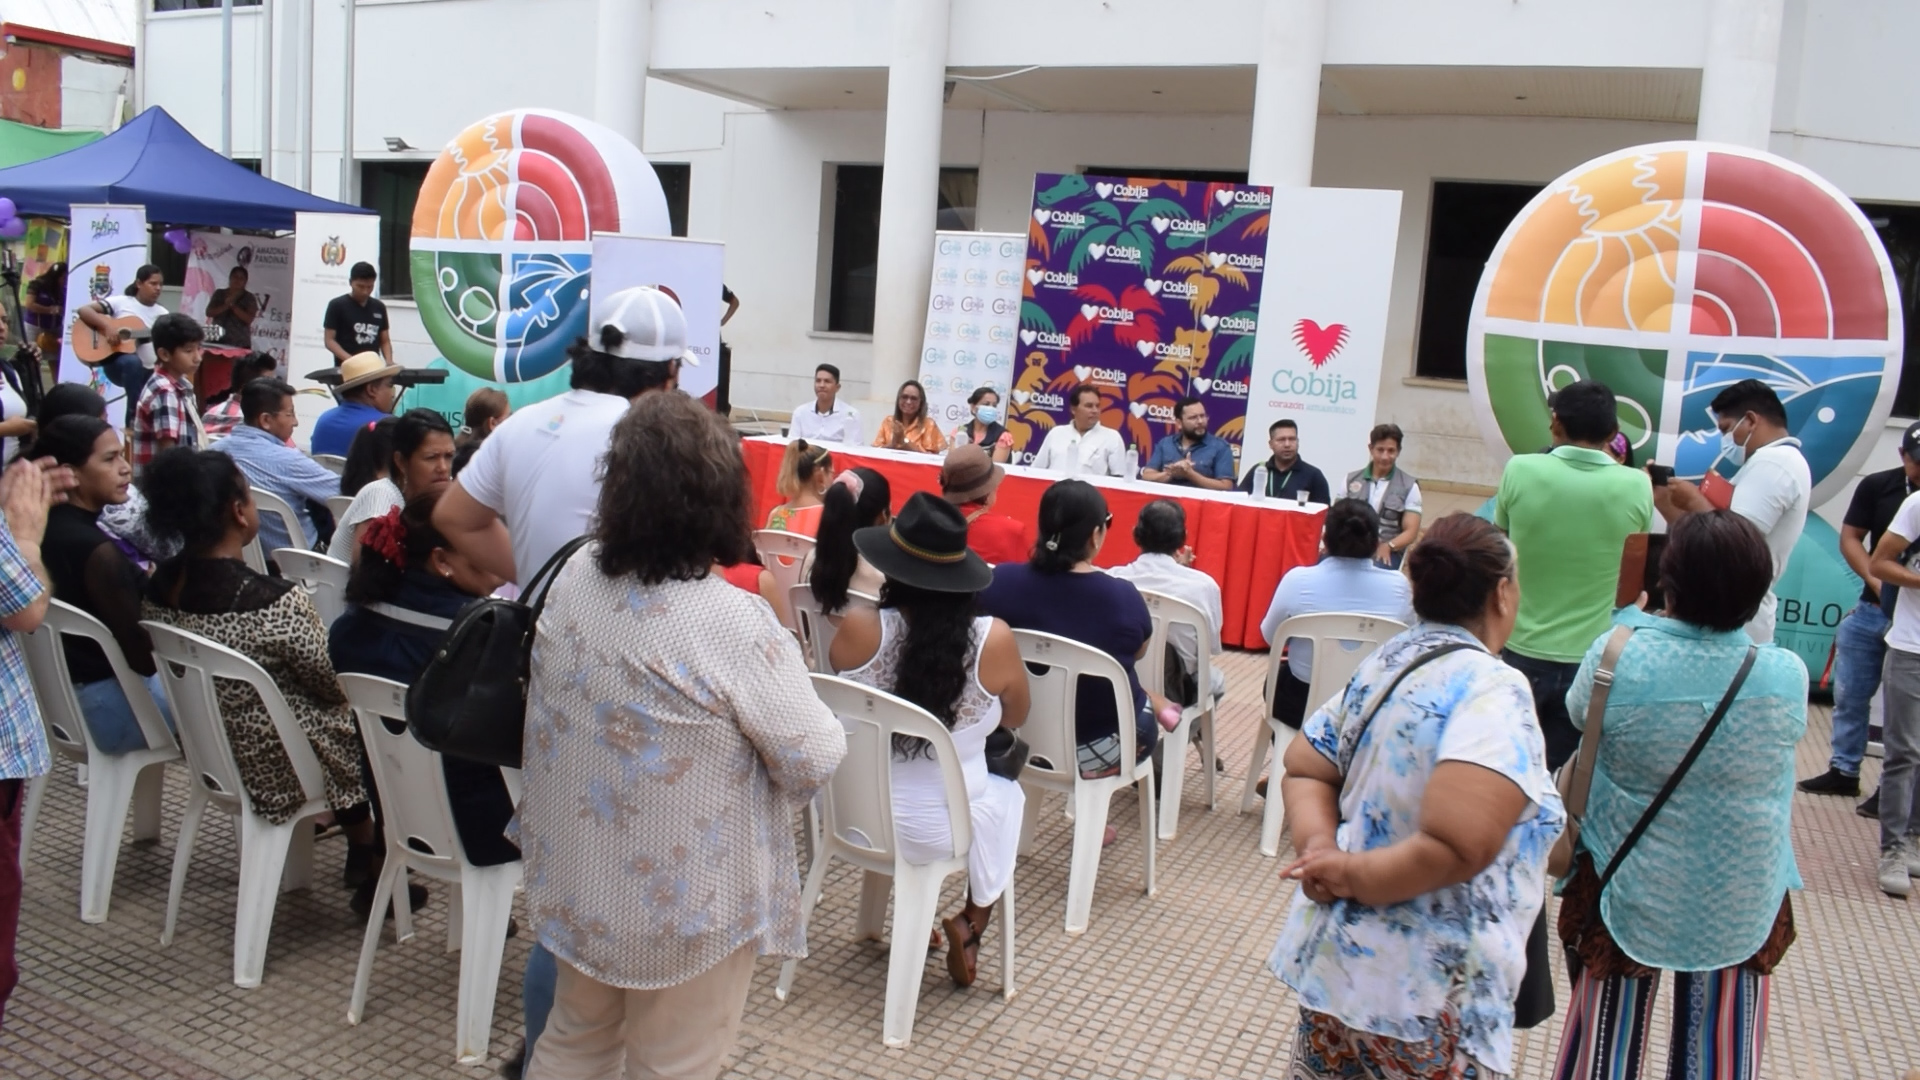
[975, 404, 1002, 425]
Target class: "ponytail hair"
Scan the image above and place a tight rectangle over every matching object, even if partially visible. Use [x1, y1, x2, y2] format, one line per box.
[775, 439, 833, 500]
[1322, 499, 1380, 560]
[458, 388, 509, 446]
[1029, 479, 1109, 574]
[344, 489, 452, 606]
[125, 264, 162, 296]
[1404, 513, 1513, 625]
[809, 467, 891, 612]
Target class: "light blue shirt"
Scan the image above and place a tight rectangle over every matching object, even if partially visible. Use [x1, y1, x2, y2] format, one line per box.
[1260, 556, 1414, 678]
[1566, 606, 1806, 971]
[218, 424, 341, 556]
[1145, 432, 1236, 486]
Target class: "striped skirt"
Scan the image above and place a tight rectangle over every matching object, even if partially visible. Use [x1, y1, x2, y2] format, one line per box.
[1553, 966, 1769, 1080]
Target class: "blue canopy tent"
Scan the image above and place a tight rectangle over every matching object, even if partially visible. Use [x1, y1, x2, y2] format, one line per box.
[0, 106, 372, 231]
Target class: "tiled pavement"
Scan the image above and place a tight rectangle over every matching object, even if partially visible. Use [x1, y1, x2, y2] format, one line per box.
[5, 647, 1919, 1079]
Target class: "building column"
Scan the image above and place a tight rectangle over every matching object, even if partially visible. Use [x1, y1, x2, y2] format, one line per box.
[1696, 0, 1785, 148]
[594, 0, 651, 150]
[867, 0, 952, 401]
[1246, 0, 1328, 188]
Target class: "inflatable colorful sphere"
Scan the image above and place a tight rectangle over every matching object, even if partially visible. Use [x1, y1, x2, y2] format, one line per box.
[409, 110, 670, 383]
[1467, 142, 1903, 506]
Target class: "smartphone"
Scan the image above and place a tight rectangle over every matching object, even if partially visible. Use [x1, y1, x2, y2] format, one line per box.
[1646, 463, 1674, 486]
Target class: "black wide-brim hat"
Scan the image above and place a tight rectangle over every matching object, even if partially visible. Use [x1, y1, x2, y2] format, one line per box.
[853, 491, 993, 594]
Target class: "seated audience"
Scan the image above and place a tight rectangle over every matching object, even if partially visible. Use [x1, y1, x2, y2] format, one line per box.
[831, 493, 1029, 988]
[766, 439, 833, 534]
[139, 447, 398, 915]
[980, 480, 1174, 784]
[311, 352, 401, 458]
[335, 410, 454, 562]
[338, 416, 396, 497]
[940, 444, 1030, 566]
[33, 416, 174, 752]
[873, 379, 946, 454]
[36, 385, 175, 568]
[328, 490, 518, 869]
[808, 467, 890, 614]
[520, 392, 844, 1077]
[1259, 498, 1414, 730]
[201, 352, 279, 438]
[218, 378, 341, 554]
[948, 386, 1014, 463]
[131, 313, 206, 476]
[1110, 499, 1226, 703]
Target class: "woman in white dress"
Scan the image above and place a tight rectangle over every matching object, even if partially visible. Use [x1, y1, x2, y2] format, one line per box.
[830, 492, 1030, 989]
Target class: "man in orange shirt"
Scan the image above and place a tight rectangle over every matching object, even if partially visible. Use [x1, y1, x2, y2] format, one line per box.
[940, 444, 1031, 565]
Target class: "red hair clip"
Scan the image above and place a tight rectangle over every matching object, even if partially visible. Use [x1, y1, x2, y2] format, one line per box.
[360, 507, 408, 568]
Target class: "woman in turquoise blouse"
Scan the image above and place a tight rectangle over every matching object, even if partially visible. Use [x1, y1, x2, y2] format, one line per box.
[1555, 510, 1806, 1080]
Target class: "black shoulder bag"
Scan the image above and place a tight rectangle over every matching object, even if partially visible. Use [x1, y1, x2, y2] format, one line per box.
[406, 536, 591, 769]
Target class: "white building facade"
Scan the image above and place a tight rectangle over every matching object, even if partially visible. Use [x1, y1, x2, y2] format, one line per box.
[137, 0, 1920, 493]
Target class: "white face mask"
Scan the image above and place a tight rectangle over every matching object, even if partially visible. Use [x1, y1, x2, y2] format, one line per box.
[1718, 415, 1752, 468]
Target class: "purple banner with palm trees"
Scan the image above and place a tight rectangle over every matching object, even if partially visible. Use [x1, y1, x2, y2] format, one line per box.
[1005, 172, 1272, 466]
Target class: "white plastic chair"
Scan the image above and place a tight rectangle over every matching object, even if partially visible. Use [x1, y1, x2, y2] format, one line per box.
[1011, 629, 1154, 936]
[326, 494, 354, 521]
[242, 484, 310, 573]
[314, 453, 347, 475]
[1242, 612, 1407, 857]
[18, 600, 180, 922]
[273, 549, 351, 628]
[752, 530, 815, 631]
[787, 584, 879, 674]
[141, 619, 327, 988]
[775, 674, 1014, 1048]
[340, 674, 521, 1066]
[1134, 589, 1218, 841]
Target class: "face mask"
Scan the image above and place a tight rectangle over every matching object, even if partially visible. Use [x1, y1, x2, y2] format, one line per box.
[1718, 416, 1751, 468]
[975, 404, 1002, 425]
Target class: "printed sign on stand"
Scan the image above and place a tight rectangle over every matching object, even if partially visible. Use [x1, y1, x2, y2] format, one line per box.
[1241, 187, 1402, 487]
[917, 231, 1026, 433]
[181, 230, 295, 363]
[589, 234, 726, 403]
[288, 211, 382, 383]
[59, 203, 149, 407]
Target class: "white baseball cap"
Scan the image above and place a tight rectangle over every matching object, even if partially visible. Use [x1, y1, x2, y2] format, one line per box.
[591, 285, 699, 365]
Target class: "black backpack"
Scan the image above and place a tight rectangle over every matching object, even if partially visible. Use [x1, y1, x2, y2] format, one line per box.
[406, 536, 589, 769]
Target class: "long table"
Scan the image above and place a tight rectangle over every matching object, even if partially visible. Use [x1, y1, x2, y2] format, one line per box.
[741, 436, 1324, 649]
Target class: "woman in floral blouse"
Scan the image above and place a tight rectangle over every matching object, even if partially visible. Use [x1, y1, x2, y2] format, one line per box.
[1272, 513, 1564, 1080]
[522, 391, 846, 1080]
[872, 379, 946, 454]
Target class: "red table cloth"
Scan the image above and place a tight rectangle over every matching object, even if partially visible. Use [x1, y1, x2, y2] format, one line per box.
[742, 436, 1323, 649]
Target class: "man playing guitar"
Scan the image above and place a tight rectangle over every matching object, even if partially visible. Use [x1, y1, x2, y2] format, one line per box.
[72, 264, 167, 427]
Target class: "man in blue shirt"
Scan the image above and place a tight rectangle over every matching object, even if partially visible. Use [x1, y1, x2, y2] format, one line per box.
[218, 377, 341, 554]
[311, 351, 400, 457]
[1143, 396, 1236, 490]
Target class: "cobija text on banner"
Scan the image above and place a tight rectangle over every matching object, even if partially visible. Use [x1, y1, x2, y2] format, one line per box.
[1015, 173, 1273, 468]
[1241, 187, 1402, 487]
[917, 231, 1025, 433]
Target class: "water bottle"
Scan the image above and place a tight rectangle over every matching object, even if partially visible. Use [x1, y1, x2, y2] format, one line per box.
[1124, 445, 1140, 480]
[1250, 464, 1268, 501]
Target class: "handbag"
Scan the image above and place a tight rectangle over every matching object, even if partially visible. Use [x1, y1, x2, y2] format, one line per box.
[406, 535, 590, 769]
[1549, 625, 1637, 878]
[983, 727, 1029, 781]
[1560, 644, 1758, 983]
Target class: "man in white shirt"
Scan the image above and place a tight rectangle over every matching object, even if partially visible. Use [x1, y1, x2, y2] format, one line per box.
[1029, 384, 1126, 477]
[788, 363, 861, 444]
[1656, 379, 1810, 645]
[435, 285, 694, 585]
[1109, 499, 1225, 701]
[1866, 489, 1920, 896]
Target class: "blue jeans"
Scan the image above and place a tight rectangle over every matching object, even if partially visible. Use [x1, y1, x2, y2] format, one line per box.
[98, 354, 148, 426]
[1830, 600, 1888, 776]
[523, 943, 556, 1059]
[1502, 649, 1582, 771]
[73, 673, 174, 755]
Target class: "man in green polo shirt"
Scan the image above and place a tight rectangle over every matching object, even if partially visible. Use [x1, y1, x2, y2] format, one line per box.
[1495, 379, 1653, 770]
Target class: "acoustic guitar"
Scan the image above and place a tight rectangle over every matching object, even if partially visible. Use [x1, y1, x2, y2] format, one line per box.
[68, 315, 150, 367]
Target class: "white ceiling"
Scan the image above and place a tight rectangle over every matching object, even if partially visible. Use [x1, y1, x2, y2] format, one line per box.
[655, 64, 1702, 123]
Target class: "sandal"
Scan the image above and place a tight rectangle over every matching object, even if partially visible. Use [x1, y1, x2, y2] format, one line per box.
[940, 913, 979, 988]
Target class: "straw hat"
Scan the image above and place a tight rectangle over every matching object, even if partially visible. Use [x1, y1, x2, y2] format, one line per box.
[336, 351, 404, 392]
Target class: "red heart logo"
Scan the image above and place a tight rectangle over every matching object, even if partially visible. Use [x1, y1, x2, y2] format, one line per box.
[1292, 319, 1350, 367]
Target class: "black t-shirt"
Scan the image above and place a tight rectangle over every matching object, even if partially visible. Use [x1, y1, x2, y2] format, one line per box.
[323, 294, 389, 356]
[1843, 465, 1917, 602]
[1235, 455, 1332, 504]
